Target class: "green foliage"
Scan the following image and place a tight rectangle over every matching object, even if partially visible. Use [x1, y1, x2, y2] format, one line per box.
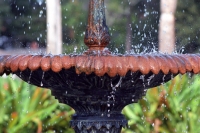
[0, 76, 74, 133]
[123, 74, 200, 133]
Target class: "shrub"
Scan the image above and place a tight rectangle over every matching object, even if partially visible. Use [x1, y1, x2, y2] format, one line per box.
[0, 75, 74, 133]
[123, 74, 200, 133]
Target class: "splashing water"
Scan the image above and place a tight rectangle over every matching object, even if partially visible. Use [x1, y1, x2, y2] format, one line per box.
[139, 75, 146, 87]
[107, 77, 123, 117]
[132, 94, 135, 102]
[19, 71, 22, 77]
[73, 46, 78, 53]
[147, 74, 155, 85]
[162, 75, 166, 83]
[171, 74, 174, 80]
[28, 71, 33, 84]
[40, 71, 45, 86]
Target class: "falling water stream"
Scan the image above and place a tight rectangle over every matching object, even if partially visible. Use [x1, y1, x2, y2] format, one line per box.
[40, 71, 45, 86]
[107, 77, 123, 117]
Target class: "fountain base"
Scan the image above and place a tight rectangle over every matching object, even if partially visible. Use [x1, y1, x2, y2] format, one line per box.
[71, 114, 127, 133]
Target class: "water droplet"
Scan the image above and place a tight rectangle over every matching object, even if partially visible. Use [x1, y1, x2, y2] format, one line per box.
[28, 71, 33, 84]
[140, 75, 145, 82]
[19, 71, 22, 77]
[171, 74, 174, 80]
[147, 74, 154, 85]
[162, 75, 166, 82]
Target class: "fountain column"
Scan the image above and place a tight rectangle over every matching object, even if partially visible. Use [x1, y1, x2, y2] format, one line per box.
[84, 0, 110, 54]
[68, 0, 127, 132]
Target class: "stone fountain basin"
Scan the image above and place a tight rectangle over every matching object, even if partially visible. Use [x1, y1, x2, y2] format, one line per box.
[1, 54, 199, 76]
[0, 54, 198, 108]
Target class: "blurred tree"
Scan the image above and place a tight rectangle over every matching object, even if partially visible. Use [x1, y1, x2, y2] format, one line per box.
[159, 0, 177, 53]
[46, 0, 62, 54]
[176, 0, 200, 53]
[0, 0, 46, 48]
[0, 1, 11, 36]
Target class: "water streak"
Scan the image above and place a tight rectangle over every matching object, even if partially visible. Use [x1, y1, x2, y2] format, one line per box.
[40, 71, 45, 86]
[107, 77, 123, 117]
[28, 71, 33, 84]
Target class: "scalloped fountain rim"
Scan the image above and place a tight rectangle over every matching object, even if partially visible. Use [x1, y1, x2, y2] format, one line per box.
[0, 53, 199, 77]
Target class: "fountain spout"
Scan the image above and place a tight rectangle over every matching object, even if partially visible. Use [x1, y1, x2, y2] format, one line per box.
[84, 0, 110, 54]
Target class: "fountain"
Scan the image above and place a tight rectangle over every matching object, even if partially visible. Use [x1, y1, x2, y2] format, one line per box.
[0, 0, 200, 132]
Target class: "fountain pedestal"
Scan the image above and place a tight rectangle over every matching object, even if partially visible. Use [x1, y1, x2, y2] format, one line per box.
[50, 74, 132, 133]
[71, 114, 126, 133]
[50, 75, 130, 133]
[48, 70, 164, 133]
